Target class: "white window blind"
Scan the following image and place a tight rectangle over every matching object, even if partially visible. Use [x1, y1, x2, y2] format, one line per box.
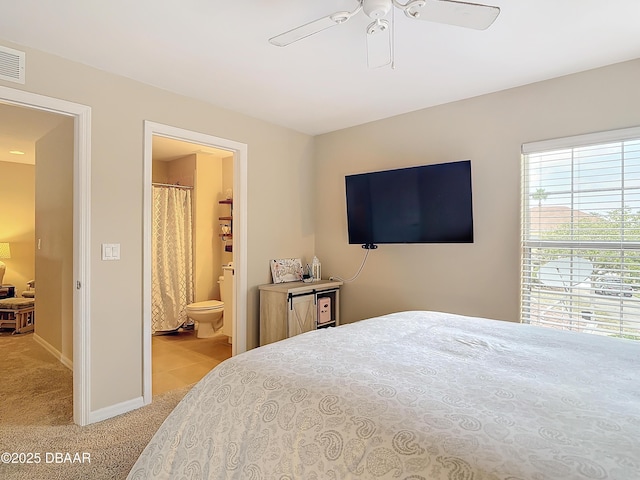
[521, 127, 640, 340]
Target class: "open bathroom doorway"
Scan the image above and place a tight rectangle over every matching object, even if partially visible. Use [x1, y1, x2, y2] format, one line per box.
[142, 121, 247, 403]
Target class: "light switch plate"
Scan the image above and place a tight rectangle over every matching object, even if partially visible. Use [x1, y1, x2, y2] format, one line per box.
[102, 243, 120, 260]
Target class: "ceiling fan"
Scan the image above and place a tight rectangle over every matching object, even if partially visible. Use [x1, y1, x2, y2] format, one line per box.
[269, 0, 500, 68]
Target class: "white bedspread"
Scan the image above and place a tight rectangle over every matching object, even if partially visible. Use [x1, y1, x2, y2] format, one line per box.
[128, 311, 640, 479]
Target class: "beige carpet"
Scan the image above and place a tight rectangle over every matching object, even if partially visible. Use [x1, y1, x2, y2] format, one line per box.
[0, 332, 191, 480]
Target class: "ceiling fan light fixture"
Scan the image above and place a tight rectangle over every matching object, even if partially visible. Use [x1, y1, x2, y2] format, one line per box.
[363, 0, 392, 19]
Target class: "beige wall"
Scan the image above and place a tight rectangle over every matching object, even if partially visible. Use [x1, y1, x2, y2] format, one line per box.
[315, 58, 640, 325]
[0, 161, 35, 290]
[34, 117, 74, 362]
[0, 39, 315, 412]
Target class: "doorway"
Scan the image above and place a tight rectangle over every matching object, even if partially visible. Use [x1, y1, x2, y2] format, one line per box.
[0, 85, 91, 426]
[150, 136, 233, 394]
[142, 121, 248, 404]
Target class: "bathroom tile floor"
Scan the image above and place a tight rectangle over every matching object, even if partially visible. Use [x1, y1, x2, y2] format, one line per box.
[152, 329, 232, 396]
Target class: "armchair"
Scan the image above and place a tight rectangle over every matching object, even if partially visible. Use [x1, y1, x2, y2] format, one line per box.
[21, 280, 35, 298]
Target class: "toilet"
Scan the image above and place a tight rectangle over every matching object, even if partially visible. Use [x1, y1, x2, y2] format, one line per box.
[185, 299, 224, 338]
[186, 262, 233, 339]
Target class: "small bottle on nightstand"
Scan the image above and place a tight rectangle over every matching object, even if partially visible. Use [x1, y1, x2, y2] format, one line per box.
[312, 256, 321, 282]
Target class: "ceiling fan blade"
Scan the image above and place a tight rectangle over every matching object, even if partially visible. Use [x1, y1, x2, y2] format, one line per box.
[404, 0, 500, 30]
[366, 18, 393, 68]
[269, 11, 354, 47]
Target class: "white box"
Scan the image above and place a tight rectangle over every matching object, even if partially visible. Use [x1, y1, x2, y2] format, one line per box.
[317, 297, 332, 325]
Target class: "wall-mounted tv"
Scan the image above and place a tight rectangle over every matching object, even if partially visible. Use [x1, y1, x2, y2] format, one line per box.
[345, 160, 474, 245]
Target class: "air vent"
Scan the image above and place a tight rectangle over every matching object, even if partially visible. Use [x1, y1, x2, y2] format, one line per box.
[0, 46, 25, 84]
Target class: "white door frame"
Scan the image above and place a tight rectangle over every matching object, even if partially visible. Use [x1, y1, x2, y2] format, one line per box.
[0, 85, 92, 426]
[142, 121, 247, 404]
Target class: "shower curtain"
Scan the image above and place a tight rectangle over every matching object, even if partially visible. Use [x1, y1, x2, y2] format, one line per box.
[152, 185, 194, 333]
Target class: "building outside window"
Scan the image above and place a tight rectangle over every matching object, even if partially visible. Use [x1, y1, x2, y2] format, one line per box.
[521, 127, 640, 340]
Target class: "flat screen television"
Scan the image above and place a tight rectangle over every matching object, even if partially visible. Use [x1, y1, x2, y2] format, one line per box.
[345, 160, 474, 245]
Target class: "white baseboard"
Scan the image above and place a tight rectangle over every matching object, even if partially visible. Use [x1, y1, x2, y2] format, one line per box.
[60, 354, 73, 370]
[89, 396, 145, 424]
[33, 333, 73, 370]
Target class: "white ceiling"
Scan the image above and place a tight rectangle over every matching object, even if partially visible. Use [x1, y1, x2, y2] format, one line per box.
[0, 1, 639, 136]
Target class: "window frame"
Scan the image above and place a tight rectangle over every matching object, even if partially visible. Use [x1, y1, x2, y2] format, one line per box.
[521, 126, 640, 339]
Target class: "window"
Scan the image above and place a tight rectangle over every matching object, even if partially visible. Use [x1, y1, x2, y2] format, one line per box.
[521, 127, 640, 340]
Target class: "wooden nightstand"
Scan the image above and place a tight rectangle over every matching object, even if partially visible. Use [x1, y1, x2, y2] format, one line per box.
[259, 279, 342, 346]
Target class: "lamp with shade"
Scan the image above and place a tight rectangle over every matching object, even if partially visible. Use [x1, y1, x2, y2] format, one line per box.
[0, 242, 11, 285]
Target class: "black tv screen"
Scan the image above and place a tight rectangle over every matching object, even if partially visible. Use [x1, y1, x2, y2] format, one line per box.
[345, 160, 474, 244]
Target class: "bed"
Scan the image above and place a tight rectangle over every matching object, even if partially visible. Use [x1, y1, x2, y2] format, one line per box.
[128, 311, 640, 479]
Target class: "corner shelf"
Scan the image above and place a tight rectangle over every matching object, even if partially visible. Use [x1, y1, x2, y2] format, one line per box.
[219, 199, 233, 252]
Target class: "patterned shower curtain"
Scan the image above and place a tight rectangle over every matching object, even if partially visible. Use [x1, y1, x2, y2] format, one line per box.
[152, 185, 194, 333]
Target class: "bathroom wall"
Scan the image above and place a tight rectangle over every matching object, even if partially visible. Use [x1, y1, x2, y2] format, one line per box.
[194, 153, 222, 302]
[166, 155, 195, 187]
[151, 160, 169, 184]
